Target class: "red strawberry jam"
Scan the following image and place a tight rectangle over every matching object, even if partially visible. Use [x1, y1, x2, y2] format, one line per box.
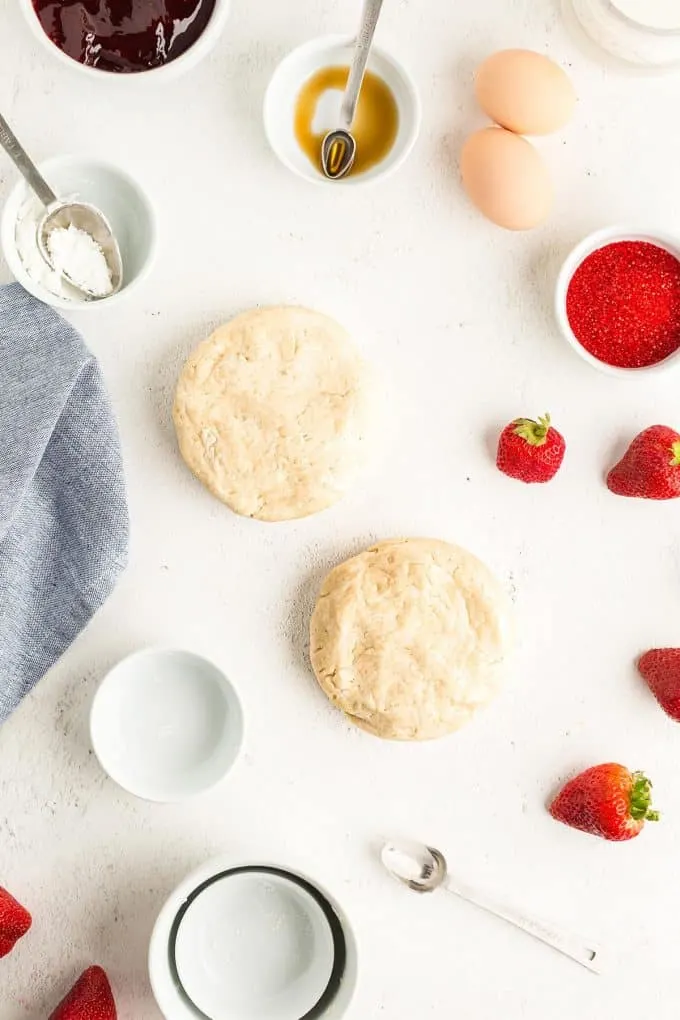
[32, 0, 217, 73]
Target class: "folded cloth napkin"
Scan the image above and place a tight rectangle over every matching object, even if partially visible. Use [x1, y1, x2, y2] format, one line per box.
[0, 283, 129, 722]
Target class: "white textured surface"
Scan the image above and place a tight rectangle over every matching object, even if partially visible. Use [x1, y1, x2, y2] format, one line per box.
[2, 1, 680, 1018]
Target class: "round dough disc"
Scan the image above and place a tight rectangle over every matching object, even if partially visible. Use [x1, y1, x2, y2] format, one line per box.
[310, 538, 514, 741]
[173, 307, 374, 522]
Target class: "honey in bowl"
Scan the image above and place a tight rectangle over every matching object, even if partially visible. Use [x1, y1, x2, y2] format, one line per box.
[294, 67, 399, 178]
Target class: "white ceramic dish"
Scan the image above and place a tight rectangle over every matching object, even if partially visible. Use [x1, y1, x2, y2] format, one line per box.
[150, 858, 358, 1020]
[18, 0, 231, 81]
[90, 648, 243, 802]
[264, 34, 421, 187]
[1, 155, 156, 312]
[175, 871, 336, 1020]
[563, 0, 680, 69]
[555, 224, 680, 377]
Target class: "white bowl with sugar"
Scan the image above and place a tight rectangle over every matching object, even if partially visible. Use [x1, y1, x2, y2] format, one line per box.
[1, 154, 157, 311]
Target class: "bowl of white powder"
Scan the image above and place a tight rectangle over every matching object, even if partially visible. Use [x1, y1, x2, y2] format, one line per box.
[1, 154, 157, 311]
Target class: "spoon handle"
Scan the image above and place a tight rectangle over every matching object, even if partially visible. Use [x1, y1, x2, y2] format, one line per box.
[442, 877, 604, 973]
[341, 0, 385, 129]
[0, 113, 57, 208]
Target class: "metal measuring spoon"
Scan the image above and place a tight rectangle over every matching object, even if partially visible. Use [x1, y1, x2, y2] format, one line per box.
[0, 113, 122, 299]
[320, 0, 385, 180]
[381, 839, 604, 973]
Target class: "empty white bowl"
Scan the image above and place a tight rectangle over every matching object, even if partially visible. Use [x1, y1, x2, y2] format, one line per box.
[264, 34, 421, 186]
[17, 0, 231, 81]
[90, 648, 244, 802]
[175, 871, 336, 1020]
[149, 859, 358, 1020]
[1, 155, 157, 311]
[555, 224, 680, 377]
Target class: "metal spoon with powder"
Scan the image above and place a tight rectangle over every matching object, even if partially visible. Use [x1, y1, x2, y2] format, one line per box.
[381, 839, 604, 973]
[320, 0, 385, 180]
[0, 113, 122, 299]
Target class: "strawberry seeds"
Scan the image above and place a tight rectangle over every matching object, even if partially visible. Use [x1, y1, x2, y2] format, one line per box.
[566, 240, 680, 368]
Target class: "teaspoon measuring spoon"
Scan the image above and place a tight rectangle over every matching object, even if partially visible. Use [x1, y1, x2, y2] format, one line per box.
[320, 0, 385, 180]
[0, 113, 122, 298]
[381, 839, 603, 973]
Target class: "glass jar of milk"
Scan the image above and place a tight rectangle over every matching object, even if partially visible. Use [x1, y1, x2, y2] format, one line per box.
[566, 0, 680, 67]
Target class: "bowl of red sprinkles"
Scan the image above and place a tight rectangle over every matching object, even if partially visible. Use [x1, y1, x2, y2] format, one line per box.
[556, 226, 680, 376]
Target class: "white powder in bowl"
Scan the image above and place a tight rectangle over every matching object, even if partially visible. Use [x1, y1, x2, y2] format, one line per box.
[47, 224, 113, 298]
[14, 193, 114, 303]
[15, 193, 83, 302]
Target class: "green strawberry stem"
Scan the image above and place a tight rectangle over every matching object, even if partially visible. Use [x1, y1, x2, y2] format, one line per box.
[671, 442, 680, 466]
[513, 414, 551, 447]
[630, 772, 660, 822]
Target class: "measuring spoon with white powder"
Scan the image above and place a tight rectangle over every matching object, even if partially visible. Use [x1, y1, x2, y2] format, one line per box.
[0, 112, 122, 299]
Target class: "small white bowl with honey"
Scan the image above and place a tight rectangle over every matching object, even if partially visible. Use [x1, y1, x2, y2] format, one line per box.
[264, 35, 420, 186]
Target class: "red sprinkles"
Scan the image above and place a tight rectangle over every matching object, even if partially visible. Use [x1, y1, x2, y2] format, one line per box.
[566, 241, 680, 368]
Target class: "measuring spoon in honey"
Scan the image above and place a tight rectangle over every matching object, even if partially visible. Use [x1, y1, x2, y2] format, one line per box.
[321, 0, 385, 180]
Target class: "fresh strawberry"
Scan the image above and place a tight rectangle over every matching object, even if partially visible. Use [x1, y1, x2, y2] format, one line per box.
[49, 966, 117, 1020]
[0, 886, 31, 958]
[607, 425, 680, 499]
[496, 413, 565, 483]
[550, 763, 659, 842]
[638, 648, 680, 721]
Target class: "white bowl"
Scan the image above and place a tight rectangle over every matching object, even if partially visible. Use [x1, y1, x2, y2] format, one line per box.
[18, 0, 231, 81]
[264, 34, 421, 187]
[555, 225, 680, 377]
[90, 648, 244, 802]
[1, 155, 157, 312]
[563, 0, 680, 70]
[175, 871, 336, 1020]
[150, 859, 358, 1020]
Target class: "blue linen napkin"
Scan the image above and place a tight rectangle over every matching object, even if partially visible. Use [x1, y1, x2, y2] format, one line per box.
[0, 283, 129, 722]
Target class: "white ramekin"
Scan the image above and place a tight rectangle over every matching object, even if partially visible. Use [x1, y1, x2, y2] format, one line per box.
[555, 224, 680, 377]
[90, 648, 244, 802]
[264, 34, 421, 187]
[17, 0, 230, 81]
[149, 858, 359, 1020]
[1, 154, 157, 312]
[563, 0, 680, 70]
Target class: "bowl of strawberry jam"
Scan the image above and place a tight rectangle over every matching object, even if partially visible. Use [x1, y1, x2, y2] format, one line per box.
[21, 0, 230, 77]
[556, 225, 680, 377]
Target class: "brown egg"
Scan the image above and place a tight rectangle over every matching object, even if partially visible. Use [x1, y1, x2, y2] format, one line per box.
[475, 49, 576, 136]
[460, 127, 553, 231]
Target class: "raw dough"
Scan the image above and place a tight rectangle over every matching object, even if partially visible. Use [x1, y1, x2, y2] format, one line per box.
[310, 538, 514, 740]
[173, 307, 374, 522]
